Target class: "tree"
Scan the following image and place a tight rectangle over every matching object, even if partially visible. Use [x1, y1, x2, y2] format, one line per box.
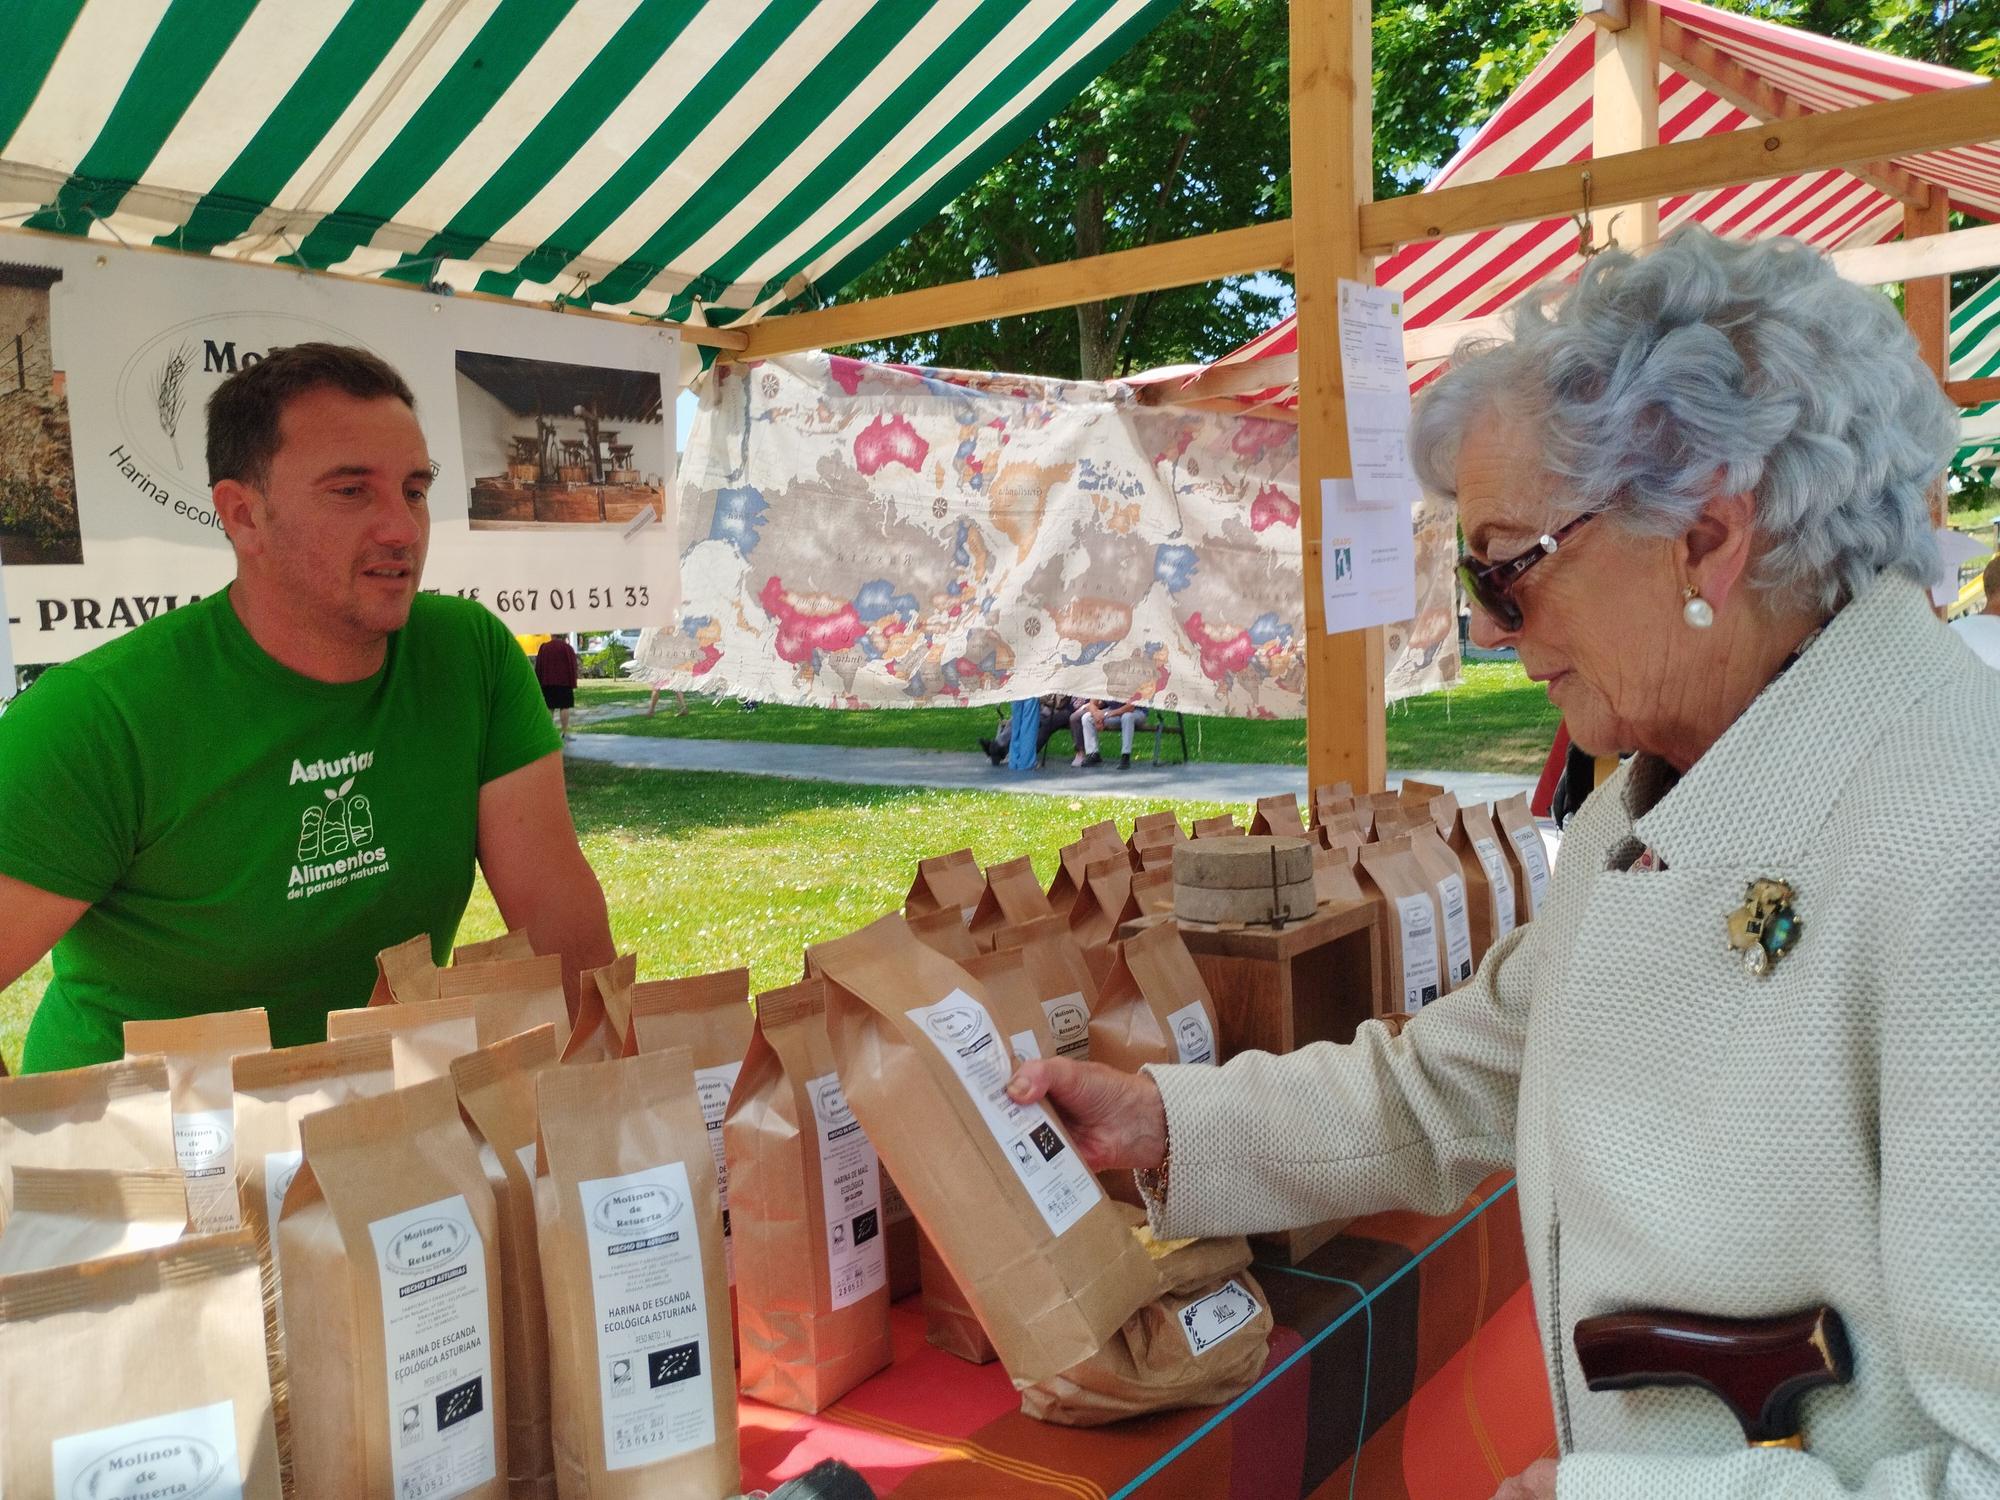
[832, 0, 1998, 393]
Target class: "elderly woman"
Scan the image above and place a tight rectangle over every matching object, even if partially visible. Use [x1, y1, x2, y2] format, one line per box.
[1010, 227, 1999, 1499]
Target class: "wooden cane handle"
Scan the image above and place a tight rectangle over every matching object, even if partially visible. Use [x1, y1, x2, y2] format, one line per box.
[1572, 1305, 1852, 1445]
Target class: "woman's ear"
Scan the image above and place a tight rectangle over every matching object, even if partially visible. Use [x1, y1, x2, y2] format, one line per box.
[1681, 490, 1758, 609]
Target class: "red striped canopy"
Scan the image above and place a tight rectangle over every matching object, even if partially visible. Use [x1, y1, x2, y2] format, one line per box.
[1184, 0, 2000, 411]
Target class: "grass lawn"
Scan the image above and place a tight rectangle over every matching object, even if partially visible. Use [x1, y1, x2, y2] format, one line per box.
[581, 660, 1561, 775]
[1, 763, 1237, 1074]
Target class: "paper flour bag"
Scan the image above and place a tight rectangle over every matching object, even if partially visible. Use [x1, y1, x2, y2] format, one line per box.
[809, 916, 1159, 1386]
[232, 1034, 396, 1461]
[1067, 855, 1134, 951]
[123, 1009, 270, 1234]
[441, 955, 574, 1054]
[908, 904, 980, 962]
[905, 847, 985, 922]
[374, 933, 442, 1004]
[968, 855, 1057, 947]
[537, 1051, 740, 1497]
[327, 993, 482, 1085]
[917, 1223, 997, 1364]
[455, 929, 538, 965]
[280, 1077, 506, 1500]
[1403, 823, 1477, 992]
[452, 1026, 562, 1500]
[994, 915, 1098, 1062]
[578, 954, 639, 1059]
[1087, 922, 1220, 1074]
[723, 978, 892, 1413]
[1494, 793, 1551, 923]
[1313, 841, 1367, 909]
[0, 1056, 174, 1217]
[1356, 839, 1444, 1015]
[1191, 814, 1243, 839]
[0, 1232, 280, 1498]
[0, 1166, 186, 1274]
[1450, 803, 1518, 961]
[1248, 794, 1306, 839]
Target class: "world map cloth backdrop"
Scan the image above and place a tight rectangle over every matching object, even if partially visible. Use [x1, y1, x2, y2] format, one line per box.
[637, 354, 1457, 716]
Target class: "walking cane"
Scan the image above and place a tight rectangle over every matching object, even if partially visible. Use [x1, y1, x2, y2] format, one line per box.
[1573, 1305, 1852, 1449]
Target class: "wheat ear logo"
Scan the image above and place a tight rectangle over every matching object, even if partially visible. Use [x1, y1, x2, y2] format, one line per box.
[154, 342, 193, 467]
[298, 776, 375, 860]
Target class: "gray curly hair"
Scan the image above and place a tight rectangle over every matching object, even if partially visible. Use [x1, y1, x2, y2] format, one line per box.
[1410, 227, 1954, 614]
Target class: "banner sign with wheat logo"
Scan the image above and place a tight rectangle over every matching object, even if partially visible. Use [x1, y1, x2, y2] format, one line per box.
[3, 230, 681, 668]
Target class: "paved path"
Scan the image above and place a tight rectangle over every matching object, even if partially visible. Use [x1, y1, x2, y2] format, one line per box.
[565, 731, 1538, 806]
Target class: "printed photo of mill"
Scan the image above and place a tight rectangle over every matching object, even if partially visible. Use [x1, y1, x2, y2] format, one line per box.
[0, 262, 82, 565]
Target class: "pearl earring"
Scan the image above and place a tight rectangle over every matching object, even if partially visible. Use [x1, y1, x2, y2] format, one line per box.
[1682, 586, 1714, 629]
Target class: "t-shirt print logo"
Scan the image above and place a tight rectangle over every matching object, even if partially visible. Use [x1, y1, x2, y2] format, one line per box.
[286, 752, 392, 900]
[298, 776, 373, 860]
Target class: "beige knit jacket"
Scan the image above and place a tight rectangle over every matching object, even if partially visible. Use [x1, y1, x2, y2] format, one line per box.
[1147, 576, 2000, 1498]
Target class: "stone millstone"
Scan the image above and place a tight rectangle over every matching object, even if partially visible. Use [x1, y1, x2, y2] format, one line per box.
[1174, 877, 1317, 926]
[1172, 836, 1314, 890]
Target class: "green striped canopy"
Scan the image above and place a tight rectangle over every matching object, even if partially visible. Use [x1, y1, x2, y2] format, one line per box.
[0, 0, 1174, 327]
[1957, 273, 2000, 472]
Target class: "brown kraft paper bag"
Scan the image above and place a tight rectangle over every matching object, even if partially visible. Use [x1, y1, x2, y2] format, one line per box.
[1402, 823, 1478, 992]
[1130, 865, 1175, 916]
[374, 932, 442, 1004]
[968, 855, 1056, 947]
[453, 1026, 563, 1500]
[578, 954, 639, 1059]
[723, 978, 892, 1412]
[0, 1166, 187, 1274]
[1044, 835, 1110, 917]
[0, 1056, 174, 1216]
[280, 1078, 506, 1500]
[908, 904, 980, 962]
[1494, 792, 1552, 924]
[1248, 794, 1307, 838]
[1356, 839, 1444, 1015]
[232, 1034, 397, 1460]
[0, 1232, 281, 1498]
[327, 993, 482, 1085]
[917, 1223, 996, 1364]
[440, 954, 575, 1054]
[809, 916, 1160, 1387]
[629, 969, 755, 1291]
[1310, 781, 1354, 823]
[1190, 814, 1243, 839]
[905, 847, 985, 922]
[1126, 811, 1183, 858]
[1313, 841, 1367, 909]
[456, 929, 538, 965]
[991, 915, 1099, 1061]
[1127, 824, 1181, 867]
[1018, 1206, 1273, 1426]
[1067, 854, 1134, 950]
[1086, 921, 1221, 1074]
[124, 1009, 270, 1233]
[1452, 803, 1520, 956]
[536, 1051, 740, 1497]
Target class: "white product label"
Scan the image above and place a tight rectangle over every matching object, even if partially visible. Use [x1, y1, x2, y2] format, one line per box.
[369, 1194, 496, 1500]
[1165, 1001, 1216, 1066]
[911, 990, 1100, 1238]
[1392, 894, 1441, 1012]
[580, 1162, 716, 1470]
[1009, 1029, 1041, 1060]
[51, 1398, 245, 1500]
[1040, 993, 1092, 1060]
[1177, 1280, 1261, 1357]
[1508, 824, 1550, 915]
[175, 1107, 240, 1232]
[1472, 837, 1517, 938]
[1436, 873, 1475, 986]
[807, 1070, 886, 1310]
[693, 1061, 741, 1284]
[264, 1149, 302, 1330]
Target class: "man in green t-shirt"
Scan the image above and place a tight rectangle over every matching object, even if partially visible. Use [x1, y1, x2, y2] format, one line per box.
[0, 343, 616, 1071]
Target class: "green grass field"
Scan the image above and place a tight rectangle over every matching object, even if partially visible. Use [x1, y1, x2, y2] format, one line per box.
[582, 660, 1561, 775]
[1, 764, 1239, 1073]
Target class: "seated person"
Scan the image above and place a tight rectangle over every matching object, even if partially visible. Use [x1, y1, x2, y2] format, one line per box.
[980, 694, 1075, 764]
[1070, 696, 1149, 769]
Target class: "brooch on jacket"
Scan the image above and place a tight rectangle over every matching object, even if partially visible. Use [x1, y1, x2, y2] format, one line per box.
[1726, 879, 1802, 976]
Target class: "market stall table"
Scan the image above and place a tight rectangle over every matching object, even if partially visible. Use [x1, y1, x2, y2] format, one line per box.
[740, 1176, 1552, 1499]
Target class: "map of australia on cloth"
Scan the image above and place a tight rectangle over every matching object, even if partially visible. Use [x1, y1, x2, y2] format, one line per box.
[638, 355, 1456, 716]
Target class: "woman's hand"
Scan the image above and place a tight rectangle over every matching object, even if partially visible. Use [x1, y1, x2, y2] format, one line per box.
[1007, 1057, 1168, 1172]
[1489, 1459, 1558, 1500]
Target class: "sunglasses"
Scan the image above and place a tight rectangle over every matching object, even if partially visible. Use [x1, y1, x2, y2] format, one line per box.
[1456, 514, 1597, 632]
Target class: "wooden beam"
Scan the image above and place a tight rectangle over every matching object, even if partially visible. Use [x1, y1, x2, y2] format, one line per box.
[1828, 218, 2000, 285]
[1583, 0, 1631, 30]
[1659, 16, 1933, 209]
[735, 221, 1293, 358]
[1904, 194, 1951, 379]
[1360, 75, 2000, 253]
[1293, 0, 1386, 795]
[1947, 376, 2000, 407]
[1592, 0, 1660, 248]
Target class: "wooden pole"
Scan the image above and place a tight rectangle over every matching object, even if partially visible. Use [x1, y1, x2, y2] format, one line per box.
[1903, 192, 1951, 525]
[1589, 0, 1661, 249]
[1293, 0, 1385, 794]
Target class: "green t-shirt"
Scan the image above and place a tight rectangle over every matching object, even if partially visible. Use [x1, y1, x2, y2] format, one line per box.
[0, 589, 560, 1071]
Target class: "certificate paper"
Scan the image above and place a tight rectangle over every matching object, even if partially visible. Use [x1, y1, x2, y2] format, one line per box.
[1320, 478, 1416, 634]
[1337, 280, 1421, 508]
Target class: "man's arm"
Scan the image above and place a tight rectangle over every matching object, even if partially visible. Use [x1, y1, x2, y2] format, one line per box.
[476, 752, 615, 1005]
[0, 870, 88, 992]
